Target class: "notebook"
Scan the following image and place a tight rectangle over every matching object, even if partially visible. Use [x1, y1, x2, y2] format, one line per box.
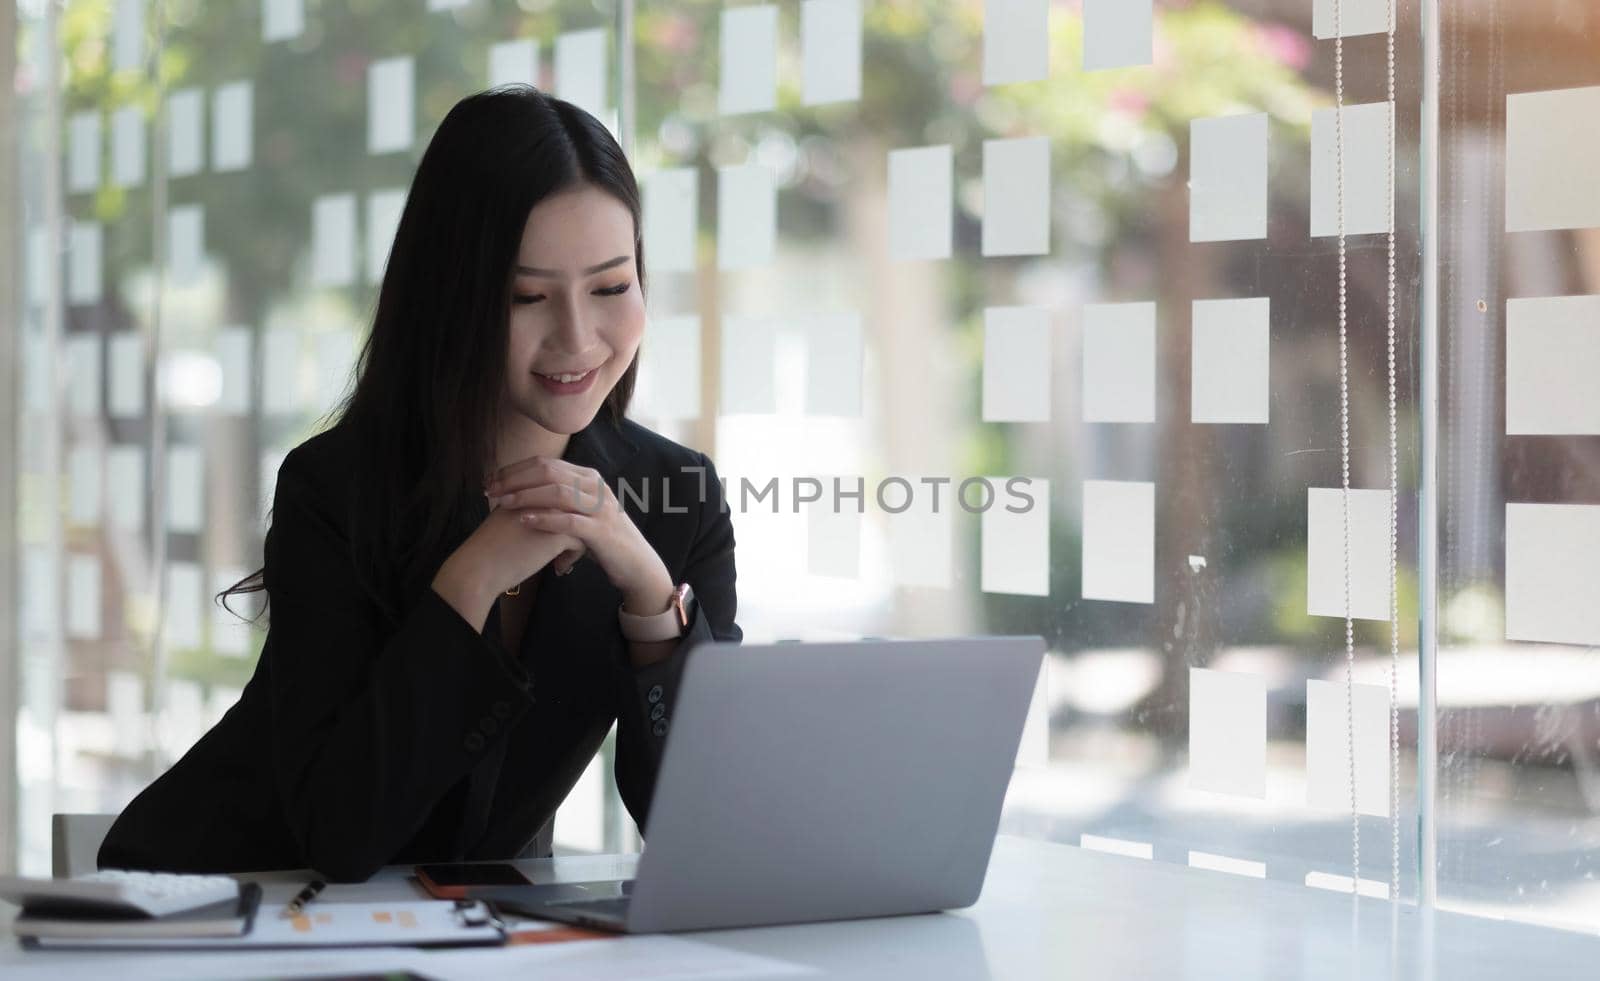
[16, 882, 262, 944]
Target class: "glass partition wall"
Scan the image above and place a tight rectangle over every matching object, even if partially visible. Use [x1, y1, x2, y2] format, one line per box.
[4, 0, 1597, 937]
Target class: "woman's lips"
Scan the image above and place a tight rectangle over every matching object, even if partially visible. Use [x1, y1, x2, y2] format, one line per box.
[533, 366, 600, 396]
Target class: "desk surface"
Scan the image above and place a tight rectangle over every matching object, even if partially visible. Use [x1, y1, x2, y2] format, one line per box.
[4, 835, 1599, 980]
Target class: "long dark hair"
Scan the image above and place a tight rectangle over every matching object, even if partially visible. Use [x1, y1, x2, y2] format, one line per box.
[218, 85, 645, 626]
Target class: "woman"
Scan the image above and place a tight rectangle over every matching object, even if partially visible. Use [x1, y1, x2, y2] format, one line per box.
[98, 86, 740, 882]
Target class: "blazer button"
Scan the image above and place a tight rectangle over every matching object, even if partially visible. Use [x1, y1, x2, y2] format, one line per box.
[646, 684, 664, 704]
[649, 703, 665, 721]
[491, 700, 511, 720]
[480, 716, 499, 735]
[652, 719, 669, 738]
[464, 732, 485, 752]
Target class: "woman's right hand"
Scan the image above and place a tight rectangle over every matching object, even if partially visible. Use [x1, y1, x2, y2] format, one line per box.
[430, 504, 586, 633]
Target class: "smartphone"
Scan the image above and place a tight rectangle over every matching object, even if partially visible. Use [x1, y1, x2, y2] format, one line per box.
[414, 862, 533, 899]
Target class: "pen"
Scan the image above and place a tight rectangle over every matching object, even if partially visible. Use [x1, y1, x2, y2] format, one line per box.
[281, 878, 326, 919]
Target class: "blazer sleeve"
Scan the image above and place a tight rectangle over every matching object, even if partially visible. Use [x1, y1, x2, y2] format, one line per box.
[612, 451, 741, 833]
[262, 449, 538, 882]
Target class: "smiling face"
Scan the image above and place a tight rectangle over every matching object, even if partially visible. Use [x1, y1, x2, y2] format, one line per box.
[500, 182, 645, 438]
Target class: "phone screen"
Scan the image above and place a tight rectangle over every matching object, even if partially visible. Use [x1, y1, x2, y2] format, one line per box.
[415, 862, 532, 898]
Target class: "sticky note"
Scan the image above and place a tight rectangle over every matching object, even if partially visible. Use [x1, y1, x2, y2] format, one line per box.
[111, 105, 146, 188]
[1310, 101, 1394, 237]
[1191, 297, 1269, 424]
[166, 87, 204, 178]
[1312, 0, 1394, 38]
[67, 555, 102, 640]
[982, 306, 1051, 422]
[981, 476, 1049, 596]
[311, 193, 357, 287]
[720, 315, 777, 414]
[166, 205, 204, 285]
[68, 220, 103, 305]
[262, 328, 302, 414]
[636, 315, 701, 421]
[1506, 87, 1600, 232]
[720, 5, 778, 116]
[1083, 0, 1152, 71]
[1506, 295, 1600, 434]
[982, 136, 1050, 256]
[804, 313, 864, 417]
[215, 325, 253, 415]
[984, 0, 1048, 86]
[1306, 487, 1394, 621]
[1082, 301, 1155, 423]
[212, 80, 253, 172]
[643, 167, 697, 274]
[888, 145, 953, 260]
[1306, 678, 1391, 817]
[68, 446, 102, 526]
[315, 330, 357, 418]
[164, 562, 204, 650]
[888, 481, 953, 589]
[488, 39, 539, 88]
[166, 445, 204, 534]
[555, 29, 608, 120]
[808, 489, 862, 578]
[368, 56, 415, 155]
[107, 331, 146, 419]
[212, 567, 254, 657]
[66, 333, 102, 418]
[21, 547, 58, 640]
[717, 163, 776, 269]
[107, 445, 145, 530]
[802, 0, 862, 105]
[1188, 667, 1265, 797]
[1505, 503, 1600, 646]
[1082, 479, 1154, 604]
[68, 110, 101, 193]
[1190, 113, 1268, 242]
[366, 189, 407, 284]
[113, 0, 144, 71]
[263, 0, 305, 43]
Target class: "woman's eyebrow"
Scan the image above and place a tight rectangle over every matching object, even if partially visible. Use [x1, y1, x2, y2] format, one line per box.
[516, 255, 631, 278]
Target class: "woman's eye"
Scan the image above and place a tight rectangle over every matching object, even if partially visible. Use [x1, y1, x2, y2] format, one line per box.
[596, 282, 631, 296]
[512, 283, 629, 305]
[512, 294, 543, 304]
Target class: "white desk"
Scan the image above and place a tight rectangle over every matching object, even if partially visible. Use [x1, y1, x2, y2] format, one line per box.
[4, 835, 1599, 979]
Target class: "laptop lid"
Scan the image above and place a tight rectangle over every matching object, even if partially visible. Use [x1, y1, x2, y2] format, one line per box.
[624, 636, 1045, 933]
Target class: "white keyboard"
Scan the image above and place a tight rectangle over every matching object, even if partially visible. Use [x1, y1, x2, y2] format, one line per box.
[0, 869, 240, 918]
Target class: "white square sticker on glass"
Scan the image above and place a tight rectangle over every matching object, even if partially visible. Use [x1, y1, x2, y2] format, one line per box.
[111, 105, 146, 188]
[804, 312, 864, 417]
[1310, 101, 1394, 237]
[636, 314, 701, 421]
[982, 305, 1051, 423]
[981, 476, 1050, 597]
[984, 0, 1048, 86]
[68, 220, 104, 306]
[1082, 301, 1155, 423]
[1082, 478, 1154, 604]
[1312, 0, 1394, 38]
[113, 0, 144, 72]
[1506, 295, 1600, 434]
[21, 547, 59, 642]
[888, 481, 953, 589]
[802, 0, 862, 105]
[367, 56, 415, 155]
[555, 28, 607, 121]
[166, 444, 205, 534]
[108, 671, 145, 752]
[68, 110, 101, 193]
[262, 0, 305, 43]
[212, 567, 255, 658]
[888, 145, 952, 261]
[1083, 0, 1152, 71]
[1506, 86, 1600, 232]
[107, 331, 146, 420]
[807, 489, 862, 579]
[66, 333, 102, 419]
[982, 136, 1050, 256]
[311, 193, 357, 287]
[262, 328, 303, 415]
[720, 315, 778, 414]
[167, 204, 206, 285]
[68, 445, 102, 526]
[215, 325, 253, 416]
[1306, 487, 1393, 621]
[1188, 667, 1265, 798]
[164, 562, 204, 650]
[720, 5, 778, 116]
[167, 87, 205, 178]
[366, 189, 407, 284]
[107, 445, 145, 531]
[488, 39, 539, 88]
[1505, 502, 1600, 646]
[1190, 113, 1267, 242]
[643, 167, 697, 273]
[717, 163, 776, 270]
[1191, 297, 1269, 424]
[212, 80, 254, 172]
[1305, 678, 1391, 817]
[67, 555, 103, 640]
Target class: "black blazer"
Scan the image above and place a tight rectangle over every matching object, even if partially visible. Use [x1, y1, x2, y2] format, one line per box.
[98, 414, 740, 881]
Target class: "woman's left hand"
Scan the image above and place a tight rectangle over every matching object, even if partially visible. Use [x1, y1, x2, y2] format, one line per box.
[485, 458, 675, 615]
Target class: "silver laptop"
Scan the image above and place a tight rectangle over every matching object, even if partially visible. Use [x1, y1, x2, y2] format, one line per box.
[488, 635, 1044, 933]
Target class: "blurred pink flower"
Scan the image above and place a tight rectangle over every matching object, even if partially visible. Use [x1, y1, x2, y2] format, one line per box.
[1108, 88, 1149, 116]
[1256, 23, 1311, 71]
